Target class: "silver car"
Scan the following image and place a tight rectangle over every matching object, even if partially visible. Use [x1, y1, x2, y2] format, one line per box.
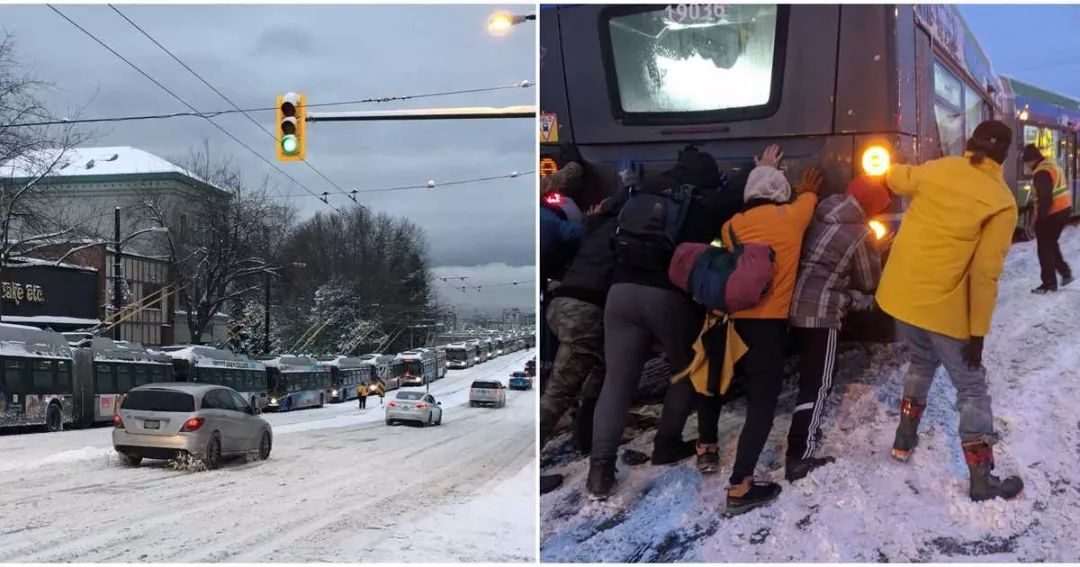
[112, 383, 273, 469]
[385, 390, 443, 426]
[469, 380, 507, 408]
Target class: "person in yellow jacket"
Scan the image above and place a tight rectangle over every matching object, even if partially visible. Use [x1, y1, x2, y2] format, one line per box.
[708, 144, 821, 516]
[356, 383, 369, 410]
[1020, 144, 1073, 293]
[877, 120, 1023, 502]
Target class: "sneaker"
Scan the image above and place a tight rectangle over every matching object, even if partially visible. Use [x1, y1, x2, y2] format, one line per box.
[697, 444, 720, 475]
[586, 458, 617, 498]
[651, 439, 698, 466]
[785, 455, 836, 482]
[725, 477, 782, 516]
[540, 474, 564, 495]
[1032, 285, 1057, 294]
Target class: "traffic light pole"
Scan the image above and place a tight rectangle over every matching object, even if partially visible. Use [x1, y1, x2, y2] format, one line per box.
[306, 105, 535, 123]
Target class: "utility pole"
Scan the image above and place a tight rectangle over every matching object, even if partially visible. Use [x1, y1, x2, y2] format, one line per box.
[113, 207, 122, 341]
[264, 271, 271, 354]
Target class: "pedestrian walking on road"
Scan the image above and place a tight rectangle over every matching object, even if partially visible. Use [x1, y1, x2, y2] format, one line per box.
[1020, 144, 1073, 293]
[785, 175, 891, 482]
[357, 383, 369, 410]
[877, 120, 1023, 502]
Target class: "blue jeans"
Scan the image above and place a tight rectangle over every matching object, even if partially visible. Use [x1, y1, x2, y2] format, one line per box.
[898, 321, 997, 444]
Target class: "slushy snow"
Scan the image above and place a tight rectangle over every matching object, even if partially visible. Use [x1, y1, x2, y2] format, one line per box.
[541, 226, 1080, 563]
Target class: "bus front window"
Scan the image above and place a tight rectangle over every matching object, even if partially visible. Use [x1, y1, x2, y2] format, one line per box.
[404, 361, 423, 376]
[606, 5, 780, 114]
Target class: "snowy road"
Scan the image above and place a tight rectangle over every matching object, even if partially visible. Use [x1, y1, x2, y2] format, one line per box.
[541, 226, 1080, 562]
[0, 349, 537, 562]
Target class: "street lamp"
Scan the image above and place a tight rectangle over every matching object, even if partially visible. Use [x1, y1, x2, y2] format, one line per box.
[487, 10, 535, 36]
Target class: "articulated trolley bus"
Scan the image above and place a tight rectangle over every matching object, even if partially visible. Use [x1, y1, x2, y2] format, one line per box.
[445, 342, 477, 369]
[321, 356, 375, 402]
[0, 325, 173, 432]
[358, 353, 404, 391]
[262, 356, 332, 411]
[159, 345, 268, 410]
[397, 349, 436, 387]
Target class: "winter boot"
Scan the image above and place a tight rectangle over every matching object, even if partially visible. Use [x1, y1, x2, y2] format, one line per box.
[586, 458, 617, 498]
[540, 474, 564, 495]
[725, 476, 782, 516]
[651, 438, 698, 466]
[1031, 284, 1057, 294]
[785, 455, 836, 482]
[963, 441, 1024, 502]
[696, 443, 720, 475]
[892, 397, 926, 462]
[1062, 272, 1075, 287]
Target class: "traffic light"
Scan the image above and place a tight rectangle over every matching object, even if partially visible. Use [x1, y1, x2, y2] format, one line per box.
[276, 92, 306, 161]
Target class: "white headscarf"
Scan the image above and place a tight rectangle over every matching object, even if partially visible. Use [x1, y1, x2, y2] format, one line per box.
[743, 165, 791, 203]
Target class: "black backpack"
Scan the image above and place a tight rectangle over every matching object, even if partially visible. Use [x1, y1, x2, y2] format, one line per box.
[614, 180, 696, 272]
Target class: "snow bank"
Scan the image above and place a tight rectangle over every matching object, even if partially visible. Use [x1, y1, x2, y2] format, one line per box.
[541, 227, 1080, 562]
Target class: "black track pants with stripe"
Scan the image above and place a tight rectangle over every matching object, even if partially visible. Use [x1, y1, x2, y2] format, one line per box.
[787, 326, 838, 461]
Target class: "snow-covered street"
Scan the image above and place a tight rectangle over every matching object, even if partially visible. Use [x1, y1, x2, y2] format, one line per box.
[0, 349, 537, 563]
[541, 226, 1080, 563]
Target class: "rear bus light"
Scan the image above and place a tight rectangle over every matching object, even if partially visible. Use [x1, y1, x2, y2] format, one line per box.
[540, 156, 559, 178]
[180, 417, 205, 432]
[861, 145, 891, 177]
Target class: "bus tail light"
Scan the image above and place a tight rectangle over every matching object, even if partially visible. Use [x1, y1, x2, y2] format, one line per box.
[861, 145, 891, 177]
[180, 417, 205, 433]
[540, 156, 559, 178]
[868, 220, 888, 240]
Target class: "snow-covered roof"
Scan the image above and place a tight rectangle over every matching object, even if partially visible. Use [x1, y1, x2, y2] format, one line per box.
[86, 337, 172, 364]
[1, 146, 207, 181]
[318, 355, 369, 369]
[6, 256, 98, 272]
[156, 344, 264, 370]
[259, 355, 327, 372]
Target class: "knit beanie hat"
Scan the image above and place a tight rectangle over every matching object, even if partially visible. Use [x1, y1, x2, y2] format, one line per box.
[846, 176, 893, 218]
[743, 165, 791, 203]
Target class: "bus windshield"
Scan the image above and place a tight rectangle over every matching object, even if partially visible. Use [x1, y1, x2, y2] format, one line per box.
[403, 360, 424, 375]
[605, 4, 780, 115]
[446, 350, 468, 361]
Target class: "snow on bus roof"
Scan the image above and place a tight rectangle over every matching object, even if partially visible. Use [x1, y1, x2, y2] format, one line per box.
[157, 345, 265, 369]
[86, 337, 170, 364]
[0, 323, 72, 359]
[259, 355, 326, 370]
[318, 355, 370, 368]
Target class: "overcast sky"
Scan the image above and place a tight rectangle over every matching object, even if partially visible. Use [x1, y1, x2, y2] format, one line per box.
[959, 5, 1080, 98]
[1, 4, 536, 314]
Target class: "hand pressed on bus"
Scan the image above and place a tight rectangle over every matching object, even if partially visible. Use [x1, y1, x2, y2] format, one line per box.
[794, 167, 823, 195]
[754, 144, 784, 169]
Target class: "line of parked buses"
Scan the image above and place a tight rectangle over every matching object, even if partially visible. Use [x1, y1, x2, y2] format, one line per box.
[0, 323, 535, 433]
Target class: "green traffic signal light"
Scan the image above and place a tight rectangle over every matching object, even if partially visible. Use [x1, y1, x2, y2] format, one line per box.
[281, 134, 299, 155]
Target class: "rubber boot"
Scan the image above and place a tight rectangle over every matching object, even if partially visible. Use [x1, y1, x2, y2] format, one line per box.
[963, 441, 1024, 502]
[892, 397, 925, 462]
[587, 458, 617, 498]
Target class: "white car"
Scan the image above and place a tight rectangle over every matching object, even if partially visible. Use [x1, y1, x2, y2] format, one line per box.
[385, 390, 443, 427]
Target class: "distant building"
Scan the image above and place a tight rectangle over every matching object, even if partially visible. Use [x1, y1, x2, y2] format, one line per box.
[1, 146, 233, 346]
[2, 145, 230, 253]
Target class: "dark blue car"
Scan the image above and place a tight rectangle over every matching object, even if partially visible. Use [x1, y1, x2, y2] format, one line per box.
[508, 371, 533, 391]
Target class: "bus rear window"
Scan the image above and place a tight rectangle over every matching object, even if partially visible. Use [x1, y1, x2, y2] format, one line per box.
[121, 390, 195, 412]
[604, 5, 782, 117]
